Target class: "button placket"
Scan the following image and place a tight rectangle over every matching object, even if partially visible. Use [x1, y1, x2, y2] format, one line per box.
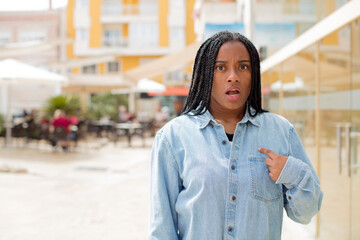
[225, 158, 238, 239]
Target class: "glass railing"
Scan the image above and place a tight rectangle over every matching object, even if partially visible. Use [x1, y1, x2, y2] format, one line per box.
[102, 37, 129, 48]
[102, 3, 158, 16]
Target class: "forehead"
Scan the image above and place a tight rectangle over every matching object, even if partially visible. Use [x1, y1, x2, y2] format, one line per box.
[216, 41, 250, 60]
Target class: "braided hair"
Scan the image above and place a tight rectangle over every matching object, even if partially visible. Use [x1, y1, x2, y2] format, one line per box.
[182, 31, 267, 117]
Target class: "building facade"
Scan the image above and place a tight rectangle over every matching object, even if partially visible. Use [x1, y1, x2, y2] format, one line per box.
[261, 0, 360, 239]
[65, 0, 196, 92]
[0, 9, 65, 65]
[193, 0, 359, 239]
[0, 9, 66, 115]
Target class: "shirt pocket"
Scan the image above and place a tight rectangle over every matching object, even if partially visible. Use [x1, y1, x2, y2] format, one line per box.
[248, 156, 282, 202]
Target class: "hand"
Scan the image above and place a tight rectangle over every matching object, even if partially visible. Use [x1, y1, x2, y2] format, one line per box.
[258, 147, 288, 182]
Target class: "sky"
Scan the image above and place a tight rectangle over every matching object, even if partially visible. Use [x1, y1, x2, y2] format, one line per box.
[0, 0, 68, 11]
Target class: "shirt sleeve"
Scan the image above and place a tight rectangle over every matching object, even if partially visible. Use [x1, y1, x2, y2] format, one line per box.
[149, 132, 182, 239]
[276, 125, 323, 224]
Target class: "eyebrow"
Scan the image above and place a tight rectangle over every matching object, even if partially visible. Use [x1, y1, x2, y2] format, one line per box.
[215, 60, 251, 63]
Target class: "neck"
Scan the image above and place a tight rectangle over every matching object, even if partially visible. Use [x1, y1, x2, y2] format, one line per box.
[209, 106, 247, 134]
[210, 105, 246, 122]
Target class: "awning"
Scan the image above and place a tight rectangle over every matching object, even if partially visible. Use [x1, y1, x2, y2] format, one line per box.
[261, 0, 360, 73]
[67, 73, 133, 87]
[124, 41, 202, 81]
[148, 87, 190, 96]
[48, 55, 117, 71]
[0, 38, 73, 59]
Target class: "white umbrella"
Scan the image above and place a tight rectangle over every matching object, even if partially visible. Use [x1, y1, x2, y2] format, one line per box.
[112, 78, 166, 94]
[137, 78, 166, 92]
[111, 78, 166, 114]
[0, 59, 68, 147]
[0, 59, 67, 84]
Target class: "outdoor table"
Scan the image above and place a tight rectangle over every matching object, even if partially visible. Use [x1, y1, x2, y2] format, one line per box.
[115, 122, 145, 147]
[92, 121, 114, 138]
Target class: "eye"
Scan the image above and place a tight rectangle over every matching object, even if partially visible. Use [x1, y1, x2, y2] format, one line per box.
[215, 65, 225, 71]
[239, 65, 249, 70]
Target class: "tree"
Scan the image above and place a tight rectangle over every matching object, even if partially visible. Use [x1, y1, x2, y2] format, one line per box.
[86, 93, 128, 121]
[43, 95, 81, 118]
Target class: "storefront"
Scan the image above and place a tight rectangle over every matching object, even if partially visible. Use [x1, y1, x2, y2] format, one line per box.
[261, 1, 360, 239]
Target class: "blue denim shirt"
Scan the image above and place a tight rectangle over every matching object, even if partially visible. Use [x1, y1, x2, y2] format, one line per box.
[150, 109, 323, 240]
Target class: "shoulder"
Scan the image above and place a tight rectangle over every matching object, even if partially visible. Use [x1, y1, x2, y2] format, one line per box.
[261, 111, 290, 124]
[155, 114, 201, 145]
[257, 111, 294, 133]
[157, 114, 197, 136]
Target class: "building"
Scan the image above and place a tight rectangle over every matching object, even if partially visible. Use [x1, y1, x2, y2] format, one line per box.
[0, 9, 67, 116]
[0, 9, 66, 64]
[64, 0, 197, 114]
[193, 0, 322, 59]
[261, 0, 360, 239]
[192, 0, 359, 239]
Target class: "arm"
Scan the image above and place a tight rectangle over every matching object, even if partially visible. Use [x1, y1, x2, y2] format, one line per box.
[149, 132, 182, 239]
[277, 125, 323, 224]
[258, 125, 323, 224]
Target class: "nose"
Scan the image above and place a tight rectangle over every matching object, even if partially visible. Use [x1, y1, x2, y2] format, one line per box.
[227, 68, 239, 83]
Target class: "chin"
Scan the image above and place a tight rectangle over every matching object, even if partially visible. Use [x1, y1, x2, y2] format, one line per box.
[224, 104, 245, 112]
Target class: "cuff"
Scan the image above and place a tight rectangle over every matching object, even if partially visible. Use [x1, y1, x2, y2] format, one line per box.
[276, 156, 307, 188]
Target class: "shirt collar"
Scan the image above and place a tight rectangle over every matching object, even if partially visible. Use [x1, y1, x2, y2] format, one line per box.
[194, 107, 262, 129]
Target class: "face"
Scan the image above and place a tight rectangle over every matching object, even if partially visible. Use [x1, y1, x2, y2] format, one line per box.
[209, 41, 252, 115]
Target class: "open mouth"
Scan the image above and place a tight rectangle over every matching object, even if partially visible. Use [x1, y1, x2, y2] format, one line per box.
[226, 90, 240, 96]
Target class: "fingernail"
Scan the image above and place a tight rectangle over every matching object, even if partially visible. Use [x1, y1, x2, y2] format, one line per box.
[258, 147, 261, 151]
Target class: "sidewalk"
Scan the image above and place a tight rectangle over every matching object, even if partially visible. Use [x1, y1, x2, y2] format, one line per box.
[0, 138, 315, 240]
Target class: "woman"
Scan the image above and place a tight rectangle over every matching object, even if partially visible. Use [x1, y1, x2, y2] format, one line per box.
[150, 31, 322, 240]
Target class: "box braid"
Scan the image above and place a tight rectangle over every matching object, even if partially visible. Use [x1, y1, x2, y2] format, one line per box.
[182, 31, 267, 117]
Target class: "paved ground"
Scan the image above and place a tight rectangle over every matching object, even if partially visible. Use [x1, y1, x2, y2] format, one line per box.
[0, 137, 316, 240]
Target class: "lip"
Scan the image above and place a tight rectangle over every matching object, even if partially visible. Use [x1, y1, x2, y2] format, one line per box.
[225, 86, 241, 101]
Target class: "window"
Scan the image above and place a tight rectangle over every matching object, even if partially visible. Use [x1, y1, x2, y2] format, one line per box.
[77, 28, 88, 41]
[102, 0, 122, 15]
[18, 30, 46, 42]
[129, 23, 158, 48]
[0, 31, 11, 46]
[82, 64, 97, 74]
[103, 30, 125, 47]
[170, 27, 185, 48]
[164, 68, 185, 85]
[107, 61, 120, 73]
[139, 0, 157, 15]
[76, 0, 88, 8]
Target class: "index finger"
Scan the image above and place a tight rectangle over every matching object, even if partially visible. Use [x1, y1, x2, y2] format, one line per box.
[258, 147, 278, 159]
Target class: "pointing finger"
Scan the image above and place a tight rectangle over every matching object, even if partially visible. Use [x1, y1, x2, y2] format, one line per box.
[258, 147, 278, 160]
[264, 157, 272, 166]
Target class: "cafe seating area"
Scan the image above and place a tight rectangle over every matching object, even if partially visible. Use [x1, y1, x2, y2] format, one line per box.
[1, 118, 155, 151]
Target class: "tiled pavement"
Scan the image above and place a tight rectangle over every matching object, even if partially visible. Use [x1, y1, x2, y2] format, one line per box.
[0, 137, 316, 240]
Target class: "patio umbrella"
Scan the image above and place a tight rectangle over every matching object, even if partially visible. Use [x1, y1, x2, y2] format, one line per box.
[112, 78, 166, 94]
[0, 59, 68, 147]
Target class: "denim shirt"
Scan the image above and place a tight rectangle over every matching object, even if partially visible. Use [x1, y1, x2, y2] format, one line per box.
[149, 109, 323, 240]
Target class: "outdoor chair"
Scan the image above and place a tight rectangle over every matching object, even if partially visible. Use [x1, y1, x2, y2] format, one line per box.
[11, 123, 27, 145]
[50, 126, 69, 151]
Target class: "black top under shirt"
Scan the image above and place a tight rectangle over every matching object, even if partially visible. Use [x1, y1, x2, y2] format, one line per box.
[226, 133, 234, 142]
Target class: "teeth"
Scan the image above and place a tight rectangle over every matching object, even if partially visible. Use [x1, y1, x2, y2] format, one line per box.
[227, 90, 239, 95]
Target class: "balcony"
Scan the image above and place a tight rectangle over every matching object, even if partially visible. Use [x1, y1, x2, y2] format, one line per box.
[101, 3, 158, 23]
[102, 37, 129, 48]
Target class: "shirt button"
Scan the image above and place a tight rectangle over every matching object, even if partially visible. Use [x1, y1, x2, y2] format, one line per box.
[231, 165, 235, 170]
[231, 195, 236, 201]
[288, 195, 292, 200]
[228, 226, 233, 232]
[222, 140, 226, 145]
